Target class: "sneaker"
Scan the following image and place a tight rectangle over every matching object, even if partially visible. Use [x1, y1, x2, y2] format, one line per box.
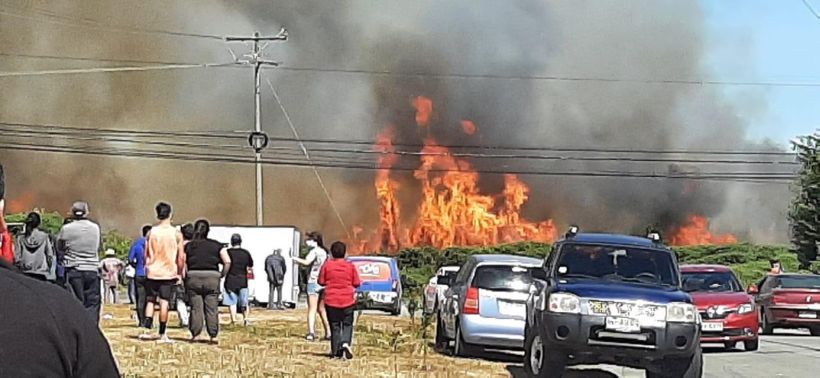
[209, 337, 219, 345]
[341, 343, 354, 360]
[137, 333, 154, 341]
[243, 319, 250, 327]
[305, 333, 316, 341]
[157, 335, 174, 344]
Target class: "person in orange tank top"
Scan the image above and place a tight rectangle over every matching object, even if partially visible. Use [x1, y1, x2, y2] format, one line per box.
[139, 202, 184, 343]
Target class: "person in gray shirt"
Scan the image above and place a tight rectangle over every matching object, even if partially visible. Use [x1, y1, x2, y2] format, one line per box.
[57, 201, 103, 323]
[265, 248, 287, 310]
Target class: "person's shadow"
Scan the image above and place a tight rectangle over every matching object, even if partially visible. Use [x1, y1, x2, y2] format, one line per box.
[506, 365, 619, 378]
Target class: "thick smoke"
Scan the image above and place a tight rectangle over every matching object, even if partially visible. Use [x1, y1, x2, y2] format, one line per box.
[0, 0, 790, 242]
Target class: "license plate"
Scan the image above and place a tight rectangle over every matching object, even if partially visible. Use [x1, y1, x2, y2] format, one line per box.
[798, 311, 817, 319]
[701, 322, 724, 332]
[605, 317, 640, 333]
[498, 301, 525, 316]
[369, 293, 393, 303]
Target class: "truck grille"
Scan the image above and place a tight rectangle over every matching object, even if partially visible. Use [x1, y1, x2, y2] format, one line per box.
[588, 325, 657, 348]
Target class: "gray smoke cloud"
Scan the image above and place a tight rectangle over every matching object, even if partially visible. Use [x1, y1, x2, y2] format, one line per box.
[0, 0, 791, 243]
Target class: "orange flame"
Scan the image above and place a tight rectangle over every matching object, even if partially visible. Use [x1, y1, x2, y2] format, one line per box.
[669, 215, 737, 246]
[7, 191, 35, 213]
[461, 120, 477, 135]
[412, 96, 433, 127]
[351, 97, 557, 253]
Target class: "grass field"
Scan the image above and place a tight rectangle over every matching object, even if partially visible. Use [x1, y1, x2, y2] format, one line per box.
[102, 305, 513, 377]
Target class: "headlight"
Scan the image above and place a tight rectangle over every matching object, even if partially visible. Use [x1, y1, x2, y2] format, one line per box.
[666, 302, 697, 323]
[548, 293, 581, 314]
[737, 303, 754, 314]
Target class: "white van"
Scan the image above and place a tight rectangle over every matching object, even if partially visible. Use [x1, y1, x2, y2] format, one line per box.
[209, 225, 301, 307]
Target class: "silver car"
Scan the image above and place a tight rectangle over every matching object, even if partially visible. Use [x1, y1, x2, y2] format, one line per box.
[436, 254, 543, 356]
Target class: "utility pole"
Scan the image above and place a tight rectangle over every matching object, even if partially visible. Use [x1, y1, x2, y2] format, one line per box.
[226, 28, 288, 225]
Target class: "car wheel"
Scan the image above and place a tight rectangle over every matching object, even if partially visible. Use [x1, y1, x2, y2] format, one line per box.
[760, 309, 774, 335]
[524, 329, 564, 377]
[434, 314, 449, 352]
[646, 346, 702, 378]
[724, 341, 736, 350]
[454, 323, 477, 358]
[744, 338, 759, 351]
[810, 326, 820, 336]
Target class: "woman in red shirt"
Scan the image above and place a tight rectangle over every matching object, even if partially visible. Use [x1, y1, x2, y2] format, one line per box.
[0, 199, 14, 264]
[318, 241, 361, 359]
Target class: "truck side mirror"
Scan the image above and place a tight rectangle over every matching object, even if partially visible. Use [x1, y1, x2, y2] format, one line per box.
[532, 268, 548, 281]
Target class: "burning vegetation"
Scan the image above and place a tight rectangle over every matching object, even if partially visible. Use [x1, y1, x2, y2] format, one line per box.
[350, 97, 735, 253]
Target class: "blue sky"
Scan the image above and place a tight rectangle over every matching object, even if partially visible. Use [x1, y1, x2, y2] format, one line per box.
[702, 0, 820, 145]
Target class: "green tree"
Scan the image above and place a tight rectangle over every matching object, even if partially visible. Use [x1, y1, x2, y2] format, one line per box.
[4, 210, 64, 234]
[102, 230, 133, 260]
[789, 132, 820, 269]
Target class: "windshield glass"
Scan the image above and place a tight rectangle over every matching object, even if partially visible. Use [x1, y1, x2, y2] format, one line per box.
[778, 275, 820, 289]
[555, 243, 679, 286]
[681, 272, 742, 293]
[471, 265, 536, 292]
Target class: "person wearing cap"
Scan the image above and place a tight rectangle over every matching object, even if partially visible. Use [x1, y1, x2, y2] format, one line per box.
[57, 201, 103, 323]
[100, 248, 125, 305]
[223, 233, 254, 326]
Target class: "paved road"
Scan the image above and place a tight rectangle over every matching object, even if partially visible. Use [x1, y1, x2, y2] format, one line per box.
[544, 329, 820, 378]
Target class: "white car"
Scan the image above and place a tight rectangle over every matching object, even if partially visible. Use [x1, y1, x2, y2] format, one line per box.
[423, 266, 460, 315]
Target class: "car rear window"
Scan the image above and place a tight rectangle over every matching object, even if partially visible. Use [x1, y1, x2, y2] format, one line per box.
[351, 260, 392, 282]
[682, 272, 742, 292]
[471, 265, 535, 292]
[778, 275, 820, 289]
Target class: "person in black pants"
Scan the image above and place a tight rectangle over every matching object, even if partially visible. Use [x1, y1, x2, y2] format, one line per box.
[181, 219, 231, 344]
[129, 225, 151, 326]
[318, 242, 361, 359]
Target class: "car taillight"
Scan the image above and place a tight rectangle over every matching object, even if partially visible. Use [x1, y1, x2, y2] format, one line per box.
[463, 287, 480, 315]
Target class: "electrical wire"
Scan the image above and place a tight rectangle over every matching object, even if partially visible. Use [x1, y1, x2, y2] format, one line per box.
[0, 6, 224, 40]
[0, 51, 202, 66]
[0, 141, 796, 183]
[266, 77, 352, 237]
[0, 62, 236, 78]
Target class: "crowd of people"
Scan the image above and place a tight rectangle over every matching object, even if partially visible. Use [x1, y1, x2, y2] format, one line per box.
[0, 196, 365, 371]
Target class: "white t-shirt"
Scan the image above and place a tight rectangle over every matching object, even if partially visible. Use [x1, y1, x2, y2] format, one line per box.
[306, 247, 328, 284]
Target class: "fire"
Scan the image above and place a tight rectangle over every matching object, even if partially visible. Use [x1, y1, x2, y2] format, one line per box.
[460, 120, 477, 135]
[7, 191, 35, 213]
[352, 97, 557, 253]
[669, 215, 737, 246]
[411, 96, 433, 127]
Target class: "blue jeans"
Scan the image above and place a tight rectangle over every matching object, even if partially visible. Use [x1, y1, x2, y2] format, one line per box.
[307, 282, 323, 296]
[66, 269, 101, 323]
[223, 287, 249, 308]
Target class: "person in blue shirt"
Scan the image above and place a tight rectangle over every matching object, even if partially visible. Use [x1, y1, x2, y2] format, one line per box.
[128, 225, 151, 326]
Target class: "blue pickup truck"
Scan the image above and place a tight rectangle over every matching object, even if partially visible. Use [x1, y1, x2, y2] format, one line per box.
[524, 229, 702, 378]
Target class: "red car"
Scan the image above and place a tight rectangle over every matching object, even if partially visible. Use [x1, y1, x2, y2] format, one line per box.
[681, 265, 759, 351]
[752, 273, 820, 336]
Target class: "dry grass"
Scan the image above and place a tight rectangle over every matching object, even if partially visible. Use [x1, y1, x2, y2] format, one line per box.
[102, 305, 513, 377]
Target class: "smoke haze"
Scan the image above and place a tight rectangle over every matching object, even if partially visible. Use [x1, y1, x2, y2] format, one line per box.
[0, 0, 790, 243]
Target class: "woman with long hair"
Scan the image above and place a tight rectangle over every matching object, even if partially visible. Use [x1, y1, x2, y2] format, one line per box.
[14, 212, 55, 281]
[180, 219, 230, 344]
[293, 231, 331, 341]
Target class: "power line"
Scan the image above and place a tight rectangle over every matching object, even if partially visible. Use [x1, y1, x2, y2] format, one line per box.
[0, 51, 201, 66]
[266, 77, 351, 237]
[271, 66, 820, 89]
[0, 141, 796, 182]
[802, 0, 820, 18]
[0, 6, 224, 40]
[0, 62, 235, 78]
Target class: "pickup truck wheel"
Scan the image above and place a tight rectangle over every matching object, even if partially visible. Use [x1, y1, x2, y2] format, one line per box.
[524, 329, 564, 377]
[646, 347, 702, 378]
[744, 338, 759, 351]
[434, 315, 449, 352]
[760, 309, 774, 335]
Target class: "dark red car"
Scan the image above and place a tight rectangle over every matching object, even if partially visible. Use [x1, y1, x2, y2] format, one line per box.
[681, 265, 759, 351]
[752, 273, 820, 336]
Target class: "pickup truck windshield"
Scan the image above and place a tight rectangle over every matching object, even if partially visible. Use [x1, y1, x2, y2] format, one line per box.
[556, 243, 679, 286]
[682, 272, 742, 293]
